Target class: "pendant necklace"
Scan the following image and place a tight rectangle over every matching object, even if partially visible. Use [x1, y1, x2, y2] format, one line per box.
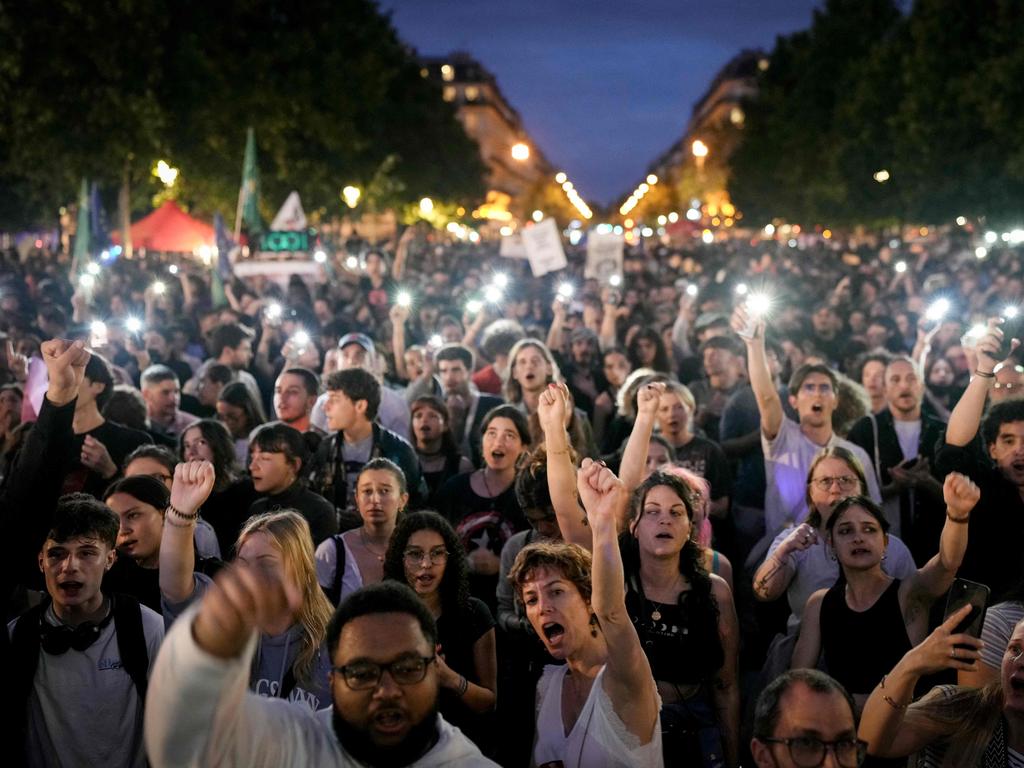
[360, 528, 386, 563]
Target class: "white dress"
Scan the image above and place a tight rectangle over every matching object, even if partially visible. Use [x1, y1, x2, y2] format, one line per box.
[533, 664, 663, 768]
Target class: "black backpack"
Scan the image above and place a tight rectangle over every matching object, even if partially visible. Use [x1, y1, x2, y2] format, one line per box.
[10, 593, 150, 757]
[325, 534, 348, 606]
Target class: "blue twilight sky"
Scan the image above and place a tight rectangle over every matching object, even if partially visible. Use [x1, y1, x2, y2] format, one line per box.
[380, 0, 824, 206]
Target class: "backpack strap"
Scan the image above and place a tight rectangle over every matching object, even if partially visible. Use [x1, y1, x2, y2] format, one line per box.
[328, 534, 348, 605]
[112, 594, 149, 703]
[10, 601, 48, 748]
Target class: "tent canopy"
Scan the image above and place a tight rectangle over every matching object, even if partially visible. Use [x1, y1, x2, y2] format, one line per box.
[112, 201, 215, 253]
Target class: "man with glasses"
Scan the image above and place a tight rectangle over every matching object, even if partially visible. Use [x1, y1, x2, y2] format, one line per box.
[751, 669, 865, 768]
[146, 577, 496, 766]
[731, 307, 880, 552]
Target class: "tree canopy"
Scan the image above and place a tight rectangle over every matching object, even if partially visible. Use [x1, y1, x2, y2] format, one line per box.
[0, 0, 486, 229]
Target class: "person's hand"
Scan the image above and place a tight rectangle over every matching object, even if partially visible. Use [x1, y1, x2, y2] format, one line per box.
[550, 299, 567, 319]
[5, 340, 28, 382]
[594, 390, 614, 415]
[434, 646, 461, 689]
[80, 435, 118, 479]
[780, 522, 819, 557]
[903, 604, 984, 676]
[389, 303, 410, 326]
[192, 563, 302, 659]
[577, 458, 629, 536]
[171, 460, 217, 515]
[892, 457, 932, 490]
[399, 225, 418, 247]
[467, 547, 500, 576]
[537, 382, 569, 437]
[975, 317, 1017, 370]
[41, 339, 90, 407]
[943, 471, 980, 520]
[635, 381, 665, 420]
[730, 304, 764, 343]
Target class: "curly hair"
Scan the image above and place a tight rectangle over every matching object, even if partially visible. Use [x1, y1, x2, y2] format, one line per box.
[383, 511, 471, 617]
[179, 419, 239, 489]
[509, 541, 594, 605]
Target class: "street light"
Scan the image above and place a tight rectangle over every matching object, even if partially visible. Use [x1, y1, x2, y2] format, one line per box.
[692, 140, 709, 177]
[419, 197, 434, 215]
[342, 186, 361, 208]
[511, 142, 530, 161]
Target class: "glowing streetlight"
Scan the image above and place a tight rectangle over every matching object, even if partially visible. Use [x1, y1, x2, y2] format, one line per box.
[873, 169, 891, 183]
[342, 186, 361, 208]
[646, 174, 658, 185]
[511, 142, 530, 161]
[555, 172, 567, 184]
[419, 197, 434, 215]
[155, 160, 179, 187]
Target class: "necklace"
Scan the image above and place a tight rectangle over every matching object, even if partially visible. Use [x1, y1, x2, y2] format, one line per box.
[359, 528, 387, 563]
[479, 468, 497, 498]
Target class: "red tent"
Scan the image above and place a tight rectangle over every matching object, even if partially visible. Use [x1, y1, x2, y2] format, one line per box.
[112, 201, 215, 253]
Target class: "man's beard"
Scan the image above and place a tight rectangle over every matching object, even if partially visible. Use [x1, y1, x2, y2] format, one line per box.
[332, 706, 440, 768]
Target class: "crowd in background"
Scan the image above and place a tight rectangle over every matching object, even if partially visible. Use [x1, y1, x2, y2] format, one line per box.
[2, 224, 1024, 767]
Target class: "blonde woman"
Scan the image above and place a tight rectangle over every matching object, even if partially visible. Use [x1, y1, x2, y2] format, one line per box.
[160, 461, 335, 711]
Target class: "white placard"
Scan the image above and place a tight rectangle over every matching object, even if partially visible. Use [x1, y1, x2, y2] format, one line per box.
[585, 232, 624, 281]
[521, 218, 568, 277]
[499, 233, 527, 259]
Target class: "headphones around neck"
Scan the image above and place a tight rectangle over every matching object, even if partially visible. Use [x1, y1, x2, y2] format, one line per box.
[39, 599, 115, 655]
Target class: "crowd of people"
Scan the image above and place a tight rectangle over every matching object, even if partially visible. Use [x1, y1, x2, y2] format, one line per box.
[2, 225, 1024, 767]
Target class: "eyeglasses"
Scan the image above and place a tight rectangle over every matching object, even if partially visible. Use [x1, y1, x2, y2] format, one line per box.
[812, 475, 859, 491]
[403, 547, 449, 566]
[760, 737, 867, 767]
[333, 655, 436, 690]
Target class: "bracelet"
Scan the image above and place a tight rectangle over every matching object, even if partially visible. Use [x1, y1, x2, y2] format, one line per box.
[456, 675, 468, 697]
[946, 512, 970, 524]
[164, 515, 197, 529]
[974, 369, 995, 379]
[166, 504, 200, 522]
[879, 675, 909, 710]
[548, 447, 571, 456]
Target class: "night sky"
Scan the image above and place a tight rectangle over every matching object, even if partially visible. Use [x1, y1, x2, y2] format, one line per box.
[380, 0, 823, 207]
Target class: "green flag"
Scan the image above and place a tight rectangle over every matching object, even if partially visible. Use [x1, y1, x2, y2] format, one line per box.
[234, 127, 263, 243]
[71, 178, 91, 276]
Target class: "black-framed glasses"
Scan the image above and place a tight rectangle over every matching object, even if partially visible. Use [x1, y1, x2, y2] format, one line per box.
[333, 655, 436, 690]
[760, 737, 867, 767]
[403, 547, 449, 566]
[811, 475, 859, 491]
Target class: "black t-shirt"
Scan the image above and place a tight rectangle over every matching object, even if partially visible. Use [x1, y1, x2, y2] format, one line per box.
[63, 420, 152, 499]
[249, 483, 339, 547]
[436, 597, 495, 743]
[673, 434, 732, 501]
[202, 478, 258, 556]
[436, 472, 525, 611]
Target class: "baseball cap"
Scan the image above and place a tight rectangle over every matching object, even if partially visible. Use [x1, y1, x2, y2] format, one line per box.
[338, 333, 375, 354]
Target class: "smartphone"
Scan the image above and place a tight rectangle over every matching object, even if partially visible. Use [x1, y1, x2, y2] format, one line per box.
[944, 578, 990, 642]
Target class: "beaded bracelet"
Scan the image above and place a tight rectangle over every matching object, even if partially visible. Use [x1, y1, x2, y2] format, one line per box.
[166, 504, 199, 522]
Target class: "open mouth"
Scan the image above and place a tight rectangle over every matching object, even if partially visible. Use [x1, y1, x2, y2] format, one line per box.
[1012, 461, 1024, 473]
[850, 547, 871, 556]
[811, 404, 824, 414]
[58, 581, 84, 595]
[655, 532, 674, 540]
[491, 451, 506, 462]
[1010, 677, 1024, 692]
[542, 622, 565, 643]
[372, 708, 408, 732]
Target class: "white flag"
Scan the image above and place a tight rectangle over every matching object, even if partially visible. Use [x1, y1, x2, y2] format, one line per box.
[522, 218, 568, 277]
[270, 191, 307, 231]
[585, 232, 624, 281]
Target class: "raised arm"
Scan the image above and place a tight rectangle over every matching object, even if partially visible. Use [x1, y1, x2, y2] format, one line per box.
[618, 381, 664, 493]
[731, 305, 782, 440]
[160, 461, 216, 604]
[859, 604, 981, 758]
[904, 472, 978, 603]
[390, 304, 411, 381]
[538, 383, 591, 548]
[578, 459, 660, 745]
[946, 319, 1003, 446]
[546, 300, 567, 355]
[753, 523, 817, 602]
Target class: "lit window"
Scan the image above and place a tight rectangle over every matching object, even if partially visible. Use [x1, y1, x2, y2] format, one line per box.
[420, 68, 428, 78]
[465, 85, 479, 101]
[443, 86, 456, 102]
[441, 64, 454, 82]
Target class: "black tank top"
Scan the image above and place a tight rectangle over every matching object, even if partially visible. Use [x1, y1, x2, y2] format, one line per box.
[821, 578, 911, 696]
[625, 574, 724, 685]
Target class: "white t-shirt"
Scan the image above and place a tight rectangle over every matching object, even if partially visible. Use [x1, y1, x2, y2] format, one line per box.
[533, 664, 663, 768]
[314, 534, 364, 601]
[762, 417, 881, 536]
[893, 419, 922, 462]
[10, 601, 165, 768]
